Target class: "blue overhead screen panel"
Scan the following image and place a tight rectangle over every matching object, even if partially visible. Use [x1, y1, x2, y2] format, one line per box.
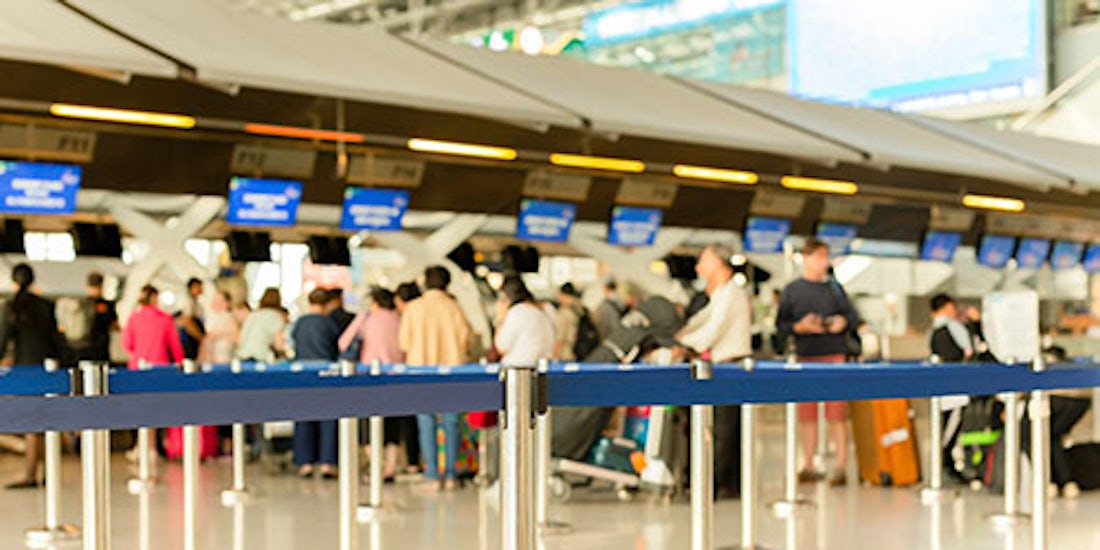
[816, 223, 857, 255]
[1051, 241, 1084, 270]
[744, 216, 790, 253]
[340, 187, 409, 232]
[608, 206, 662, 247]
[977, 235, 1016, 269]
[1084, 245, 1100, 274]
[1015, 237, 1051, 269]
[788, 0, 1046, 112]
[0, 161, 81, 215]
[227, 177, 302, 227]
[516, 199, 577, 243]
[921, 231, 962, 263]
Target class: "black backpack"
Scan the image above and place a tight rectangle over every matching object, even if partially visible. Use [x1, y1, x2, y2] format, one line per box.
[573, 309, 601, 361]
[930, 325, 966, 362]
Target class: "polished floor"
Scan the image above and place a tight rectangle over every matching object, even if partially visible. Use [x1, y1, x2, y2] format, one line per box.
[0, 413, 1097, 550]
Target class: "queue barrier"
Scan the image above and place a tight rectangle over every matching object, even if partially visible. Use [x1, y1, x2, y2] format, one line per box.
[0, 358, 1090, 550]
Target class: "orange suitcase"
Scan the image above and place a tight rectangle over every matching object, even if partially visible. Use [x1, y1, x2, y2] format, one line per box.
[849, 399, 921, 486]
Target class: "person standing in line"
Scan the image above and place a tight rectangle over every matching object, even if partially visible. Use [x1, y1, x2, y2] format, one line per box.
[339, 287, 404, 481]
[201, 290, 239, 365]
[66, 271, 118, 363]
[777, 238, 861, 486]
[235, 288, 287, 363]
[327, 288, 355, 334]
[0, 264, 69, 489]
[399, 267, 472, 491]
[177, 278, 205, 360]
[676, 244, 752, 499]
[120, 285, 184, 465]
[554, 283, 586, 361]
[496, 276, 556, 366]
[290, 289, 341, 478]
[394, 282, 423, 474]
[593, 281, 626, 340]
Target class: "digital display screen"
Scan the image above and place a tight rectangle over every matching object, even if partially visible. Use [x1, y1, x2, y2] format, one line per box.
[340, 187, 409, 232]
[1015, 237, 1051, 269]
[977, 234, 1016, 269]
[608, 206, 662, 247]
[743, 216, 790, 253]
[226, 177, 302, 227]
[920, 231, 962, 263]
[516, 199, 577, 242]
[1051, 241, 1084, 270]
[0, 161, 81, 215]
[816, 223, 858, 255]
[1083, 244, 1100, 274]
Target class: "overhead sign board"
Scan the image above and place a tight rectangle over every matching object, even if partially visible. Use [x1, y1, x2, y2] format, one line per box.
[231, 144, 317, 179]
[516, 199, 577, 243]
[340, 187, 409, 232]
[927, 205, 975, 232]
[608, 206, 662, 247]
[615, 178, 678, 208]
[749, 190, 805, 219]
[226, 177, 302, 227]
[0, 124, 96, 163]
[0, 161, 81, 215]
[819, 197, 873, 224]
[346, 155, 426, 188]
[523, 171, 592, 202]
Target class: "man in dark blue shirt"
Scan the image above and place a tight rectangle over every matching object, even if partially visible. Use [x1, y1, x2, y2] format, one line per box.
[290, 289, 341, 478]
[777, 238, 861, 486]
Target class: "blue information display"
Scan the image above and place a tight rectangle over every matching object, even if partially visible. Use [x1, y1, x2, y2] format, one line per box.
[227, 177, 302, 227]
[1084, 245, 1100, 274]
[977, 235, 1016, 269]
[1015, 237, 1051, 269]
[743, 216, 790, 253]
[920, 231, 962, 263]
[0, 161, 81, 215]
[816, 223, 858, 255]
[339, 187, 409, 232]
[516, 199, 577, 243]
[1051, 241, 1084, 270]
[608, 206, 662, 247]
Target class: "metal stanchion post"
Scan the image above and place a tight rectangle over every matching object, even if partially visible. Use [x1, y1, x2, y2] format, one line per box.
[182, 359, 199, 550]
[26, 359, 81, 546]
[338, 360, 360, 550]
[81, 361, 111, 550]
[769, 357, 813, 518]
[128, 360, 157, 495]
[690, 359, 713, 550]
[986, 389, 1029, 528]
[730, 358, 775, 550]
[358, 359, 386, 523]
[534, 358, 570, 536]
[1030, 356, 1050, 550]
[815, 402, 827, 472]
[501, 364, 537, 550]
[922, 356, 958, 505]
[222, 359, 252, 507]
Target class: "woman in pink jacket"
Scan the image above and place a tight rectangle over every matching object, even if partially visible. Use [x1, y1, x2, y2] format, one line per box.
[338, 287, 404, 481]
[122, 285, 183, 370]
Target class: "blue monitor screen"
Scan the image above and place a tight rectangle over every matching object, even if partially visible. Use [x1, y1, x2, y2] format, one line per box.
[921, 231, 962, 263]
[789, 0, 1046, 112]
[339, 187, 409, 232]
[816, 223, 858, 255]
[226, 177, 302, 227]
[1084, 245, 1100, 274]
[1051, 241, 1084, 270]
[516, 199, 577, 243]
[977, 235, 1016, 269]
[1015, 237, 1051, 269]
[743, 216, 790, 254]
[608, 206, 662, 247]
[0, 161, 81, 215]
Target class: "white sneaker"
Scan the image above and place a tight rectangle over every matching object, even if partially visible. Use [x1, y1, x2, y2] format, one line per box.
[1064, 482, 1081, 499]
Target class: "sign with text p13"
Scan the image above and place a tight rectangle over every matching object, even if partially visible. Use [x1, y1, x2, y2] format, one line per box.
[516, 199, 576, 243]
[0, 161, 81, 215]
[609, 206, 662, 247]
[227, 177, 302, 227]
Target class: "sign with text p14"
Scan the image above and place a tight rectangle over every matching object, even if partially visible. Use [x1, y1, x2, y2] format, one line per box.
[743, 216, 790, 254]
[340, 187, 409, 232]
[609, 206, 662, 247]
[516, 199, 576, 243]
[0, 161, 81, 215]
[227, 177, 302, 227]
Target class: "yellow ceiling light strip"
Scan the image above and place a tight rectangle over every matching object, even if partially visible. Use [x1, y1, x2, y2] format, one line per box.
[780, 175, 858, 195]
[407, 138, 517, 161]
[549, 153, 646, 173]
[673, 164, 758, 185]
[962, 193, 1026, 213]
[49, 103, 196, 129]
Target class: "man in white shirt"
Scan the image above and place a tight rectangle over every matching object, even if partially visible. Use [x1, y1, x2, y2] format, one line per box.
[676, 243, 752, 498]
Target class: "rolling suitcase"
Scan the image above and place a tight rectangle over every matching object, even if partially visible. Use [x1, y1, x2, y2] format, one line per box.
[163, 425, 219, 460]
[850, 399, 921, 486]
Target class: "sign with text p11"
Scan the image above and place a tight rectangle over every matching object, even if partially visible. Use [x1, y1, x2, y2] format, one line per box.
[340, 187, 409, 232]
[743, 216, 790, 254]
[227, 177, 302, 227]
[0, 161, 81, 215]
[609, 206, 662, 247]
[516, 199, 576, 243]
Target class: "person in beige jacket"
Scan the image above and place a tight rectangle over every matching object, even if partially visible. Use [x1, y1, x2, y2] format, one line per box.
[399, 266, 473, 491]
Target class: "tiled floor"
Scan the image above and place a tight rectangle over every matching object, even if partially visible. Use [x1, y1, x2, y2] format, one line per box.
[0, 412, 1095, 550]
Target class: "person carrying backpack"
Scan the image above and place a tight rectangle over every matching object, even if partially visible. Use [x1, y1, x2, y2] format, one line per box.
[554, 283, 599, 361]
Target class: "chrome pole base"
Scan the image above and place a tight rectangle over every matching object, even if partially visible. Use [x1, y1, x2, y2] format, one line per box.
[220, 488, 253, 507]
[538, 520, 573, 536]
[127, 477, 157, 495]
[25, 524, 81, 546]
[985, 512, 1030, 529]
[357, 504, 390, 523]
[920, 487, 959, 506]
[767, 498, 815, 518]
